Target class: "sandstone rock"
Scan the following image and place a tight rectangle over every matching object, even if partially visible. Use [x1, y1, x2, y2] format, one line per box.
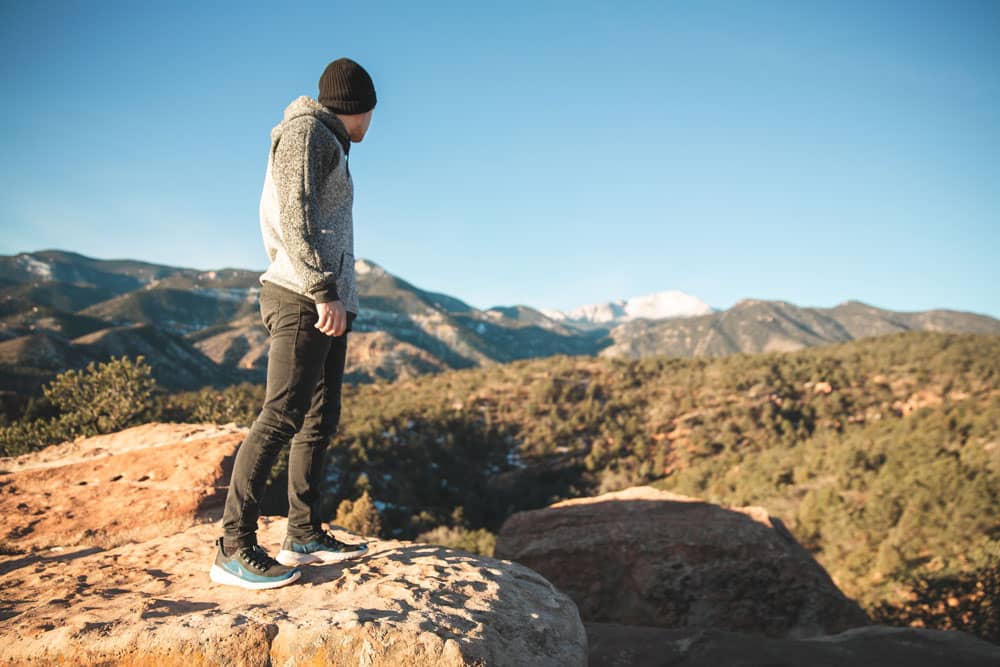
[0, 517, 586, 666]
[584, 622, 1000, 667]
[495, 485, 870, 638]
[0, 423, 246, 550]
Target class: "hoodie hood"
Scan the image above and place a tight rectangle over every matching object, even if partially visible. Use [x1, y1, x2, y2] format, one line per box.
[270, 95, 352, 155]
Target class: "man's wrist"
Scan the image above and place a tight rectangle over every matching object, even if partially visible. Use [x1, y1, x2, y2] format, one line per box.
[306, 280, 339, 304]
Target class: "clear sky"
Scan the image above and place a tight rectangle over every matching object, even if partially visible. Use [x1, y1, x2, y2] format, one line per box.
[2, 1, 997, 317]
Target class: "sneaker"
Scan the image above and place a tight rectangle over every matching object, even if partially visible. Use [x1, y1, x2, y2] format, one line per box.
[208, 537, 301, 590]
[275, 529, 370, 566]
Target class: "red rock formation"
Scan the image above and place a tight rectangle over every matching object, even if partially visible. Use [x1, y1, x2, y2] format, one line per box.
[0, 424, 587, 666]
[0, 518, 586, 666]
[495, 485, 870, 638]
[0, 423, 245, 550]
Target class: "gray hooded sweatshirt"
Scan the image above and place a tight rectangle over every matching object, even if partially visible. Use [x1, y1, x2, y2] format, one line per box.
[258, 95, 358, 315]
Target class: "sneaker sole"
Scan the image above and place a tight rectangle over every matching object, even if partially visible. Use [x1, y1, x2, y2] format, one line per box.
[209, 563, 301, 590]
[274, 546, 369, 566]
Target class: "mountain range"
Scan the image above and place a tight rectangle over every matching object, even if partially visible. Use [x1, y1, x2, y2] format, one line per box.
[1, 249, 997, 397]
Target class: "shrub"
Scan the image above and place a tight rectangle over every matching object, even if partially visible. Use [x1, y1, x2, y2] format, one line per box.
[43, 355, 156, 434]
[334, 490, 382, 537]
[0, 356, 157, 456]
[415, 525, 497, 556]
[160, 383, 265, 427]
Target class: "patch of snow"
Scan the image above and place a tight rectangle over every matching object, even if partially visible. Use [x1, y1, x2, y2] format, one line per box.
[624, 290, 713, 320]
[192, 287, 254, 302]
[506, 448, 526, 469]
[17, 254, 53, 280]
[569, 301, 628, 323]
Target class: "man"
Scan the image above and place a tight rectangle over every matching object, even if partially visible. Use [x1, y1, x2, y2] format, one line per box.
[209, 58, 376, 590]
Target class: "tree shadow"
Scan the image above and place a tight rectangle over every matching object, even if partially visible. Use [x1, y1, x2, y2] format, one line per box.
[0, 545, 105, 577]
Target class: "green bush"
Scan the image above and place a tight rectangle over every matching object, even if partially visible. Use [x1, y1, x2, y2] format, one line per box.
[415, 525, 497, 556]
[0, 356, 157, 456]
[159, 383, 264, 427]
[334, 490, 382, 537]
[44, 355, 156, 433]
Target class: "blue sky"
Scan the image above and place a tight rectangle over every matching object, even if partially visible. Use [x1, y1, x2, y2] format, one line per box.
[2, 1, 997, 317]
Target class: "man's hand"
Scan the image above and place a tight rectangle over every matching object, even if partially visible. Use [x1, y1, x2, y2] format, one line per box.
[315, 299, 347, 336]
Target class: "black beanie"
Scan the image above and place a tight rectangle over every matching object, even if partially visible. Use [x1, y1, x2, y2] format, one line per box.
[318, 58, 377, 114]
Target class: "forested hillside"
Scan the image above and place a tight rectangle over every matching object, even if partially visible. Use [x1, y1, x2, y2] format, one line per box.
[3, 330, 996, 641]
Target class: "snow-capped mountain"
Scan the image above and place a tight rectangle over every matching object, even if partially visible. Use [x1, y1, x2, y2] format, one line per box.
[547, 290, 714, 324]
[622, 291, 715, 320]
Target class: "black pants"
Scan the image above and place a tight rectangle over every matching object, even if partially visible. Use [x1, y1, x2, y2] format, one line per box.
[221, 281, 355, 548]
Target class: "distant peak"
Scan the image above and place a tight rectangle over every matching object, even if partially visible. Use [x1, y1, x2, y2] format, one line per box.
[355, 257, 384, 276]
[623, 290, 713, 320]
[835, 299, 875, 309]
[565, 290, 712, 323]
